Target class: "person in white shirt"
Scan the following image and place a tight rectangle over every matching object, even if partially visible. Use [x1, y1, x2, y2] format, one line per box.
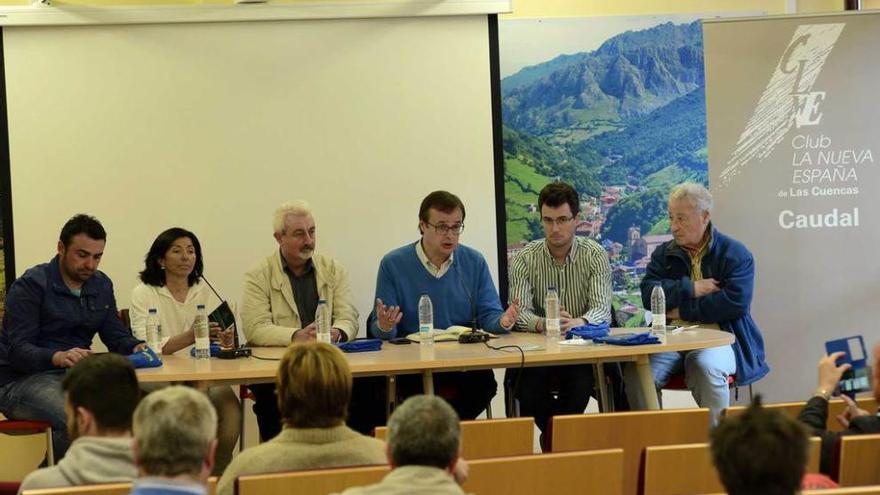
[129, 227, 240, 475]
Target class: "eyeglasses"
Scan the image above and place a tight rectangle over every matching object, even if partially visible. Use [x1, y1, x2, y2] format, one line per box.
[541, 216, 574, 227]
[425, 222, 465, 235]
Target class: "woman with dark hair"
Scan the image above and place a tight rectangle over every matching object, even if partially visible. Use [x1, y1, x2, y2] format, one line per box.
[130, 227, 240, 474]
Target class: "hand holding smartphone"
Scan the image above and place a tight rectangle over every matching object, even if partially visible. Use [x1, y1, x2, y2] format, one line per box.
[825, 335, 872, 399]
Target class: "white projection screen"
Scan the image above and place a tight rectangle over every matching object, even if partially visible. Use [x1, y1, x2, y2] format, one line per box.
[2, 13, 500, 340]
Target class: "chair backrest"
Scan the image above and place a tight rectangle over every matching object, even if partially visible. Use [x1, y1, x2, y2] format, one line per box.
[21, 477, 218, 495]
[236, 450, 624, 495]
[0, 418, 55, 476]
[724, 397, 878, 432]
[118, 309, 131, 330]
[236, 465, 389, 495]
[803, 488, 880, 494]
[374, 417, 534, 459]
[704, 487, 880, 495]
[641, 437, 822, 495]
[551, 408, 710, 495]
[837, 433, 880, 487]
[462, 449, 624, 495]
[21, 485, 131, 495]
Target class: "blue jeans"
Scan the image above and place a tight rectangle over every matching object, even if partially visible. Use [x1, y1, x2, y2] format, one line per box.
[625, 345, 736, 425]
[0, 370, 69, 460]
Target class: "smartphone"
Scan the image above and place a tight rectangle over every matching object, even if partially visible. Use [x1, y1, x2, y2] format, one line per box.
[825, 335, 872, 398]
[389, 337, 412, 345]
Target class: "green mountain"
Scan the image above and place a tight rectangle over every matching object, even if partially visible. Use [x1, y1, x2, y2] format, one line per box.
[579, 88, 708, 184]
[502, 21, 704, 136]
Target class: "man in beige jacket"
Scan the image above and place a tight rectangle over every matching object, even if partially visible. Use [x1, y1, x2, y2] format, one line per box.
[242, 200, 359, 441]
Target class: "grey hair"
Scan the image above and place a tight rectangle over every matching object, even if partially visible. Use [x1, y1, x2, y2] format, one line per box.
[387, 395, 460, 469]
[273, 200, 313, 234]
[669, 182, 713, 214]
[132, 385, 217, 478]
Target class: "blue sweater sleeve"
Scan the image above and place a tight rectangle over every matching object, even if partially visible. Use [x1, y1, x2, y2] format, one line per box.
[4, 277, 59, 373]
[369, 257, 400, 340]
[473, 255, 508, 334]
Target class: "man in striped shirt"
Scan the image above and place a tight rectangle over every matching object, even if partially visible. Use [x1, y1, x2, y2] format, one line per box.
[508, 182, 612, 441]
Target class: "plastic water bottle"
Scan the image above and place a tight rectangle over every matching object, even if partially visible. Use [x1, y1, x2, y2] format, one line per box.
[545, 287, 560, 341]
[193, 304, 211, 359]
[418, 293, 434, 346]
[133, 315, 147, 342]
[146, 308, 161, 357]
[315, 300, 331, 343]
[651, 284, 667, 343]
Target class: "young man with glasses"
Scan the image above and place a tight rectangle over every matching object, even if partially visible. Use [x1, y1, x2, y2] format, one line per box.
[508, 182, 612, 443]
[369, 190, 518, 419]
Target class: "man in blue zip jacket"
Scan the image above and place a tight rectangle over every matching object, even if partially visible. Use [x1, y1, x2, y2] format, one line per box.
[626, 183, 769, 424]
[0, 214, 144, 461]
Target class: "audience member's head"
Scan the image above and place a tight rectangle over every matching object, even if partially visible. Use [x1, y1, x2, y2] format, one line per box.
[386, 395, 460, 471]
[132, 386, 217, 483]
[277, 342, 351, 429]
[63, 353, 140, 441]
[711, 396, 809, 495]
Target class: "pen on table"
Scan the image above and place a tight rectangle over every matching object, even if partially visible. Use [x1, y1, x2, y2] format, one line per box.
[669, 325, 699, 335]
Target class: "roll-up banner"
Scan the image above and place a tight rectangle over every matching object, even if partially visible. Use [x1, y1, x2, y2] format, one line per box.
[704, 11, 880, 401]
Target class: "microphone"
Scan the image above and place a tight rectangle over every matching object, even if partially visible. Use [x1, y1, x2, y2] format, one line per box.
[198, 272, 251, 358]
[199, 271, 225, 304]
[454, 261, 487, 344]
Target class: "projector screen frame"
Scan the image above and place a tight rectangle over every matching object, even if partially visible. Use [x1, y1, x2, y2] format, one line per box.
[0, 32, 15, 291]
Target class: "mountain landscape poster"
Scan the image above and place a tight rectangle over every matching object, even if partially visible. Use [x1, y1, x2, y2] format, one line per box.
[500, 15, 711, 325]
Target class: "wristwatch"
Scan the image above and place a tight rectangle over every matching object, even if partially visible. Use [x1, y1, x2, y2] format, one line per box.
[813, 388, 831, 401]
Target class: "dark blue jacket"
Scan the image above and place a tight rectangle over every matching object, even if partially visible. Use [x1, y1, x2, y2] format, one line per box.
[640, 225, 769, 386]
[0, 256, 141, 387]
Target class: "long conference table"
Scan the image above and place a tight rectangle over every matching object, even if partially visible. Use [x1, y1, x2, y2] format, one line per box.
[136, 328, 734, 412]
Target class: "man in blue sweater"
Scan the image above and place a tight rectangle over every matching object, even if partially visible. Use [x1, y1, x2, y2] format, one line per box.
[625, 183, 768, 424]
[0, 215, 144, 461]
[369, 191, 518, 419]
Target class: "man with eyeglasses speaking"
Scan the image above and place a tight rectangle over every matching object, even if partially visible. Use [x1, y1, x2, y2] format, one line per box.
[508, 182, 612, 442]
[369, 191, 519, 419]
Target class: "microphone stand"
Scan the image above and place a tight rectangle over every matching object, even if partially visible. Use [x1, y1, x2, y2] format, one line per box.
[455, 261, 488, 344]
[199, 273, 252, 358]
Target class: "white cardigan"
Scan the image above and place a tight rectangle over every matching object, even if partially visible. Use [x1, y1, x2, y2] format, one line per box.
[129, 282, 217, 347]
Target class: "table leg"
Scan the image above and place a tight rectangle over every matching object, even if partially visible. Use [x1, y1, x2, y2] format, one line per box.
[386, 375, 396, 420]
[422, 370, 434, 395]
[594, 363, 610, 412]
[635, 355, 660, 410]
